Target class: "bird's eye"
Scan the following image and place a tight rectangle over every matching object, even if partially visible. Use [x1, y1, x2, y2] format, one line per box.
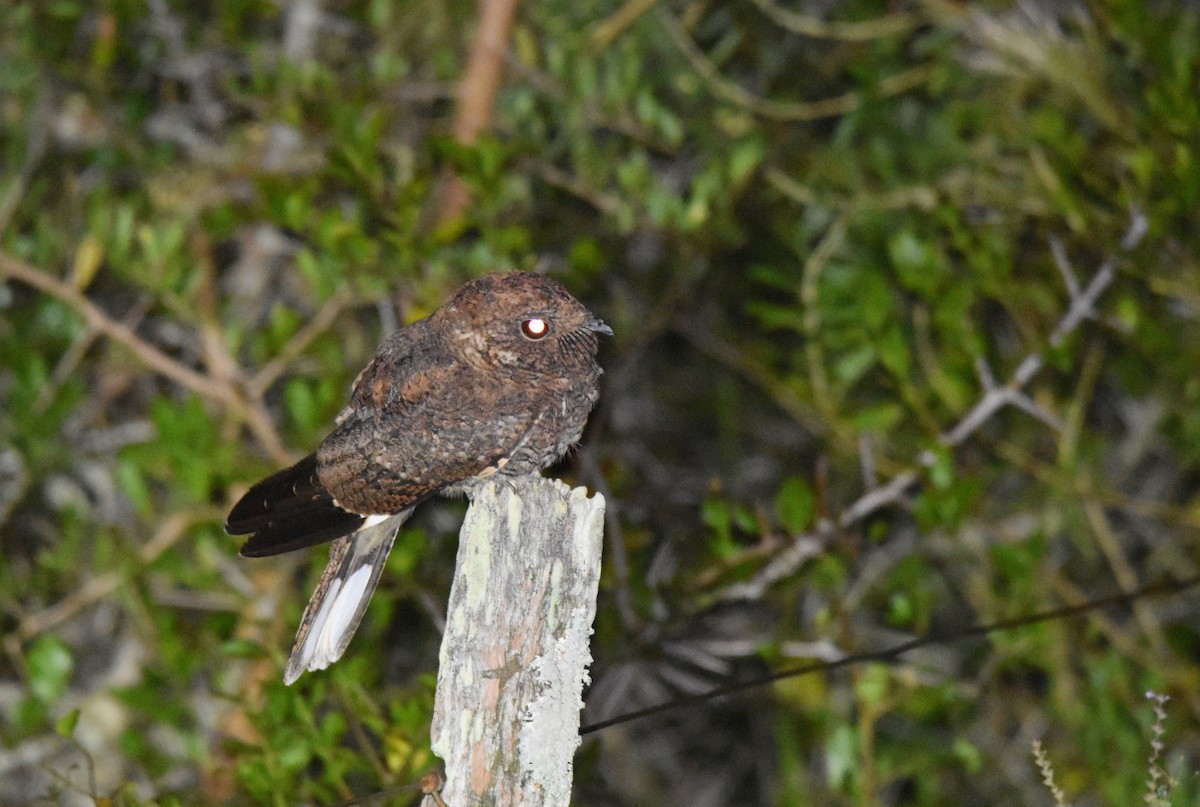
[520, 317, 551, 340]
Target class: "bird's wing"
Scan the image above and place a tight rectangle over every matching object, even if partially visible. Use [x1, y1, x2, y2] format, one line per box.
[315, 358, 537, 514]
[228, 453, 366, 557]
[227, 324, 439, 557]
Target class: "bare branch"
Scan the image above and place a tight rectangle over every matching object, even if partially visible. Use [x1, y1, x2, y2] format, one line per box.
[590, 0, 659, 52]
[15, 512, 201, 641]
[656, 8, 933, 122]
[858, 436, 878, 490]
[437, 0, 520, 224]
[248, 287, 353, 397]
[1049, 236, 1081, 299]
[974, 355, 999, 391]
[0, 252, 229, 402]
[1008, 390, 1065, 433]
[720, 208, 1149, 600]
[0, 251, 292, 463]
[839, 471, 920, 529]
[746, 0, 921, 42]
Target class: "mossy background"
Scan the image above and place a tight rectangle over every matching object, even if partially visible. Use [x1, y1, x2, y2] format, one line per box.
[2, 1, 1199, 804]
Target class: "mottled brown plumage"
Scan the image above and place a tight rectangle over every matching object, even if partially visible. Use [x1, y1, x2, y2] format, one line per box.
[226, 272, 610, 682]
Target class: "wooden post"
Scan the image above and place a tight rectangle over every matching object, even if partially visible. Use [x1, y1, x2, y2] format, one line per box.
[430, 477, 606, 806]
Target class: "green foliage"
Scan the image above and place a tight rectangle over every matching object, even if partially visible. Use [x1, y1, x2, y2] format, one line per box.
[27, 635, 73, 707]
[2, 0, 1200, 805]
[775, 476, 815, 535]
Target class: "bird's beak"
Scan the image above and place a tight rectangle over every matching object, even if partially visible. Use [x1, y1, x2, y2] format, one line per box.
[584, 318, 614, 336]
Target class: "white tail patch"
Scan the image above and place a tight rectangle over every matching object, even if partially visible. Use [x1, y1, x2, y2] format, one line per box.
[320, 563, 373, 660]
[283, 510, 411, 684]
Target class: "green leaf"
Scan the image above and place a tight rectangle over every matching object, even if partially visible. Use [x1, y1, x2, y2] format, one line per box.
[954, 737, 984, 773]
[728, 137, 765, 186]
[851, 403, 903, 432]
[889, 591, 914, 626]
[55, 707, 81, 738]
[825, 723, 857, 791]
[927, 446, 954, 489]
[701, 497, 737, 558]
[285, 377, 319, 436]
[775, 476, 815, 534]
[116, 458, 152, 515]
[222, 639, 268, 659]
[28, 634, 74, 705]
[855, 664, 890, 705]
[834, 344, 877, 384]
[888, 230, 945, 295]
[745, 300, 806, 332]
[877, 324, 911, 377]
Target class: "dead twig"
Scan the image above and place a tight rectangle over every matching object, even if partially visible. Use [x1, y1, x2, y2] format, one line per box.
[590, 0, 658, 51]
[746, 0, 921, 42]
[721, 207, 1149, 600]
[0, 251, 291, 464]
[13, 512, 200, 643]
[657, 8, 934, 123]
[33, 295, 153, 412]
[437, 0, 521, 224]
[936, 210, 1147, 452]
[1, 252, 220, 399]
[248, 286, 354, 397]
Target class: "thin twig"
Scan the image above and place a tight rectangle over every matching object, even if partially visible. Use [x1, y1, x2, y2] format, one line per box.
[720, 208, 1149, 600]
[942, 208, 1148, 449]
[746, 0, 921, 42]
[532, 161, 624, 217]
[0, 251, 291, 463]
[584, 574, 1200, 734]
[437, 0, 520, 224]
[15, 512, 201, 641]
[1084, 500, 1169, 654]
[34, 295, 152, 411]
[590, 0, 659, 51]
[658, 8, 933, 122]
[1, 252, 225, 400]
[248, 287, 353, 397]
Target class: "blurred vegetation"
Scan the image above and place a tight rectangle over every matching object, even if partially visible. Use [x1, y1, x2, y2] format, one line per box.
[2, 0, 1199, 804]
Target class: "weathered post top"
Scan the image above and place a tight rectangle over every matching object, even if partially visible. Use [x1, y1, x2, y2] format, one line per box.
[430, 476, 606, 806]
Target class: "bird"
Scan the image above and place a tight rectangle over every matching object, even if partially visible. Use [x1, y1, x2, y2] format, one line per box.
[226, 272, 611, 684]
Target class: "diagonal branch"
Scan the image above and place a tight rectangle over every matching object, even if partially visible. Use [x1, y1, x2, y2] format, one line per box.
[722, 207, 1149, 601]
[13, 511, 202, 642]
[0, 251, 291, 463]
[657, 8, 933, 122]
[248, 286, 353, 397]
[1, 252, 224, 398]
[436, 0, 521, 224]
[746, 0, 921, 42]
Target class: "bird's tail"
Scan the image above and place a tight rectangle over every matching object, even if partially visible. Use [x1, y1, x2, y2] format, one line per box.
[283, 510, 411, 685]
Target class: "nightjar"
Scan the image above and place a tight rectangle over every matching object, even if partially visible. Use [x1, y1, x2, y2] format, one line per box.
[226, 272, 611, 683]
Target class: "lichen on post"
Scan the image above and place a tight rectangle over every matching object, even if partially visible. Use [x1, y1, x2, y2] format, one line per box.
[430, 476, 606, 806]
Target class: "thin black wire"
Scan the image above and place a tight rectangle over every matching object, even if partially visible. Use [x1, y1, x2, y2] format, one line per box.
[578, 574, 1200, 735]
